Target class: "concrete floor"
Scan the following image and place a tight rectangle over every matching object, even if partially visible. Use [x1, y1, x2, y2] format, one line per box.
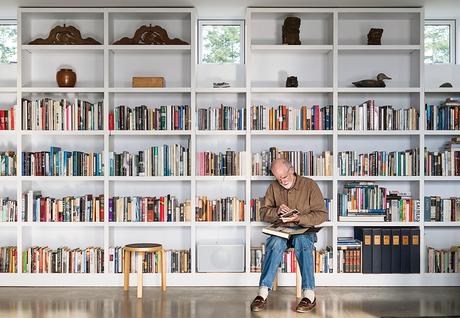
[0, 287, 459, 318]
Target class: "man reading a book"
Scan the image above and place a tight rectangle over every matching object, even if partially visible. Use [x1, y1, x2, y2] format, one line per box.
[250, 158, 328, 313]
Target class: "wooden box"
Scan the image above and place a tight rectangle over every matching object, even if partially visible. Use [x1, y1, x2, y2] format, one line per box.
[132, 76, 165, 88]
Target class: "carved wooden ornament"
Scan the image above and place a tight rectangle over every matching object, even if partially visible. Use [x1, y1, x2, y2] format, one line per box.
[29, 24, 101, 45]
[113, 24, 189, 45]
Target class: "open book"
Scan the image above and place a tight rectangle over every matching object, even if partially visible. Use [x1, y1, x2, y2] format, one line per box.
[262, 225, 320, 239]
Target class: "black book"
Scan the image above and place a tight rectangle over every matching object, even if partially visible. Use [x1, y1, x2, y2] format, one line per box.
[391, 229, 401, 273]
[400, 228, 411, 273]
[354, 227, 373, 273]
[410, 228, 420, 273]
[372, 228, 382, 273]
[381, 228, 392, 273]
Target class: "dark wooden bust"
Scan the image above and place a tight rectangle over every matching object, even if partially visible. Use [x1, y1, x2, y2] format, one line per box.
[113, 24, 188, 45]
[367, 28, 383, 45]
[282, 17, 301, 45]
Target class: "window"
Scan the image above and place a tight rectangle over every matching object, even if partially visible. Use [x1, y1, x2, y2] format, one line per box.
[425, 19, 456, 64]
[198, 19, 244, 64]
[0, 20, 17, 64]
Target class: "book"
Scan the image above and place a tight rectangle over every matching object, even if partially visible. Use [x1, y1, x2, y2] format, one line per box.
[262, 225, 320, 239]
[197, 105, 246, 130]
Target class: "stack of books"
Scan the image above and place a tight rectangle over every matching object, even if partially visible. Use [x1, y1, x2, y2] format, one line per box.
[424, 137, 460, 176]
[0, 106, 14, 130]
[195, 196, 244, 222]
[337, 237, 362, 273]
[108, 196, 191, 222]
[424, 196, 460, 222]
[109, 105, 190, 131]
[425, 98, 460, 130]
[0, 151, 16, 176]
[22, 98, 103, 131]
[0, 197, 17, 222]
[197, 150, 246, 176]
[0, 246, 17, 273]
[426, 245, 459, 273]
[197, 105, 246, 130]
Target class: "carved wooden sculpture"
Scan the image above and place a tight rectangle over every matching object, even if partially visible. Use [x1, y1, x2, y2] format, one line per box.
[113, 24, 188, 45]
[29, 24, 101, 45]
[367, 28, 383, 45]
[282, 17, 301, 45]
[286, 76, 298, 87]
[352, 73, 392, 87]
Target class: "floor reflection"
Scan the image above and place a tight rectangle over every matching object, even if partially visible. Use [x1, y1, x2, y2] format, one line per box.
[0, 287, 459, 318]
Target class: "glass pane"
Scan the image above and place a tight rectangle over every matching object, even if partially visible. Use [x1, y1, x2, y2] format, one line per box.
[201, 24, 241, 64]
[0, 24, 17, 64]
[424, 25, 450, 64]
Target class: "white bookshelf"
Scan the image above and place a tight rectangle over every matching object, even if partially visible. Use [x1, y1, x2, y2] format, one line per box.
[0, 6, 459, 287]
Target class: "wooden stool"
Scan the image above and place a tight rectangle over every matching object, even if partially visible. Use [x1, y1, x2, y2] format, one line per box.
[272, 254, 302, 298]
[123, 243, 166, 298]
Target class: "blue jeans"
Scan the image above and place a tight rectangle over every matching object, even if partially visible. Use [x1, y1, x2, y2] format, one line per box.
[259, 232, 317, 290]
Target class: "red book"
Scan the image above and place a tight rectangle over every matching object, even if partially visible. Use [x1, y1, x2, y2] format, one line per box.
[99, 195, 104, 222]
[160, 196, 165, 222]
[174, 108, 179, 130]
[147, 197, 154, 222]
[40, 197, 46, 222]
[10, 106, 14, 130]
[109, 112, 114, 130]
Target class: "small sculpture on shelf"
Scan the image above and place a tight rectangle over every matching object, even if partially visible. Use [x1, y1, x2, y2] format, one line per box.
[282, 17, 301, 45]
[286, 76, 298, 87]
[367, 28, 383, 45]
[213, 82, 230, 88]
[29, 24, 101, 45]
[56, 68, 77, 87]
[352, 73, 392, 87]
[113, 24, 189, 45]
[440, 82, 453, 88]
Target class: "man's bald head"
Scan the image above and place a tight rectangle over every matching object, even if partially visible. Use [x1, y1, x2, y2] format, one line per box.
[271, 159, 296, 189]
[271, 158, 292, 175]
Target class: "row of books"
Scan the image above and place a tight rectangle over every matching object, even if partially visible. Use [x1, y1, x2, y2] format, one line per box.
[337, 237, 362, 273]
[109, 105, 190, 131]
[197, 105, 246, 131]
[1, 197, 17, 222]
[337, 149, 420, 176]
[425, 98, 460, 130]
[338, 102, 419, 131]
[250, 197, 333, 222]
[109, 144, 190, 176]
[195, 196, 244, 222]
[109, 196, 191, 222]
[0, 151, 16, 176]
[0, 246, 17, 273]
[250, 244, 333, 273]
[337, 182, 421, 222]
[426, 245, 459, 273]
[252, 148, 332, 177]
[0, 107, 14, 130]
[251, 105, 333, 131]
[424, 196, 460, 222]
[355, 227, 420, 273]
[22, 246, 104, 273]
[109, 247, 191, 273]
[22, 98, 103, 131]
[22, 191, 104, 223]
[22, 148, 104, 176]
[197, 150, 245, 176]
[424, 137, 460, 176]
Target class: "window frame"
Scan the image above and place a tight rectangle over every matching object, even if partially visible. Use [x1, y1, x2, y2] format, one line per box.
[424, 19, 456, 64]
[198, 19, 245, 65]
[0, 19, 17, 64]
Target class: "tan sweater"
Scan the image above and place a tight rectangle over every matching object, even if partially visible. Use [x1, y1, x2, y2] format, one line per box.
[259, 175, 328, 227]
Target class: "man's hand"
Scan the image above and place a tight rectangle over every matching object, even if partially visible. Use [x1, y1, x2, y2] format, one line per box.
[277, 204, 291, 216]
[281, 213, 300, 224]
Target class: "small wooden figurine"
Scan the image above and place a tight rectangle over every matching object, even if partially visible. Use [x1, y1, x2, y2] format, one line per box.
[286, 76, 298, 87]
[367, 28, 383, 45]
[440, 82, 453, 88]
[282, 17, 301, 45]
[352, 73, 392, 87]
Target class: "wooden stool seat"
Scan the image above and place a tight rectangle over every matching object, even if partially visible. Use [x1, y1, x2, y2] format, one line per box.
[123, 243, 166, 299]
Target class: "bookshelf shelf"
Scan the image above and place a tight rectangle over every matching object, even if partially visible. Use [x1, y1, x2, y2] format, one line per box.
[109, 222, 192, 227]
[3, 6, 457, 287]
[425, 88, 460, 93]
[251, 130, 333, 136]
[423, 222, 460, 227]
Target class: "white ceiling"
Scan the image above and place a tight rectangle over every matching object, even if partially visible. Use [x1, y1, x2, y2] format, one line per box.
[0, 0, 457, 19]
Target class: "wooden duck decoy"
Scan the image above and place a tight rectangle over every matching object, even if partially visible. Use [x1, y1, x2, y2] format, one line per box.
[352, 73, 392, 87]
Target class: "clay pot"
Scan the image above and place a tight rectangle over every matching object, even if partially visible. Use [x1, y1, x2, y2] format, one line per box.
[56, 68, 76, 87]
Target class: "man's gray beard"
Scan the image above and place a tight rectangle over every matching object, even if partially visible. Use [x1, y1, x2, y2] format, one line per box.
[281, 182, 293, 189]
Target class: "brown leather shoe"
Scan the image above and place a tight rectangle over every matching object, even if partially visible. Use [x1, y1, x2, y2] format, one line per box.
[296, 297, 316, 313]
[250, 296, 266, 312]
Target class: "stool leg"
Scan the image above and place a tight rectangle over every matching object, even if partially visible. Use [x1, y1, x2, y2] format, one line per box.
[273, 272, 278, 291]
[124, 250, 130, 291]
[137, 252, 144, 299]
[160, 249, 166, 291]
[295, 259, 301, 298]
